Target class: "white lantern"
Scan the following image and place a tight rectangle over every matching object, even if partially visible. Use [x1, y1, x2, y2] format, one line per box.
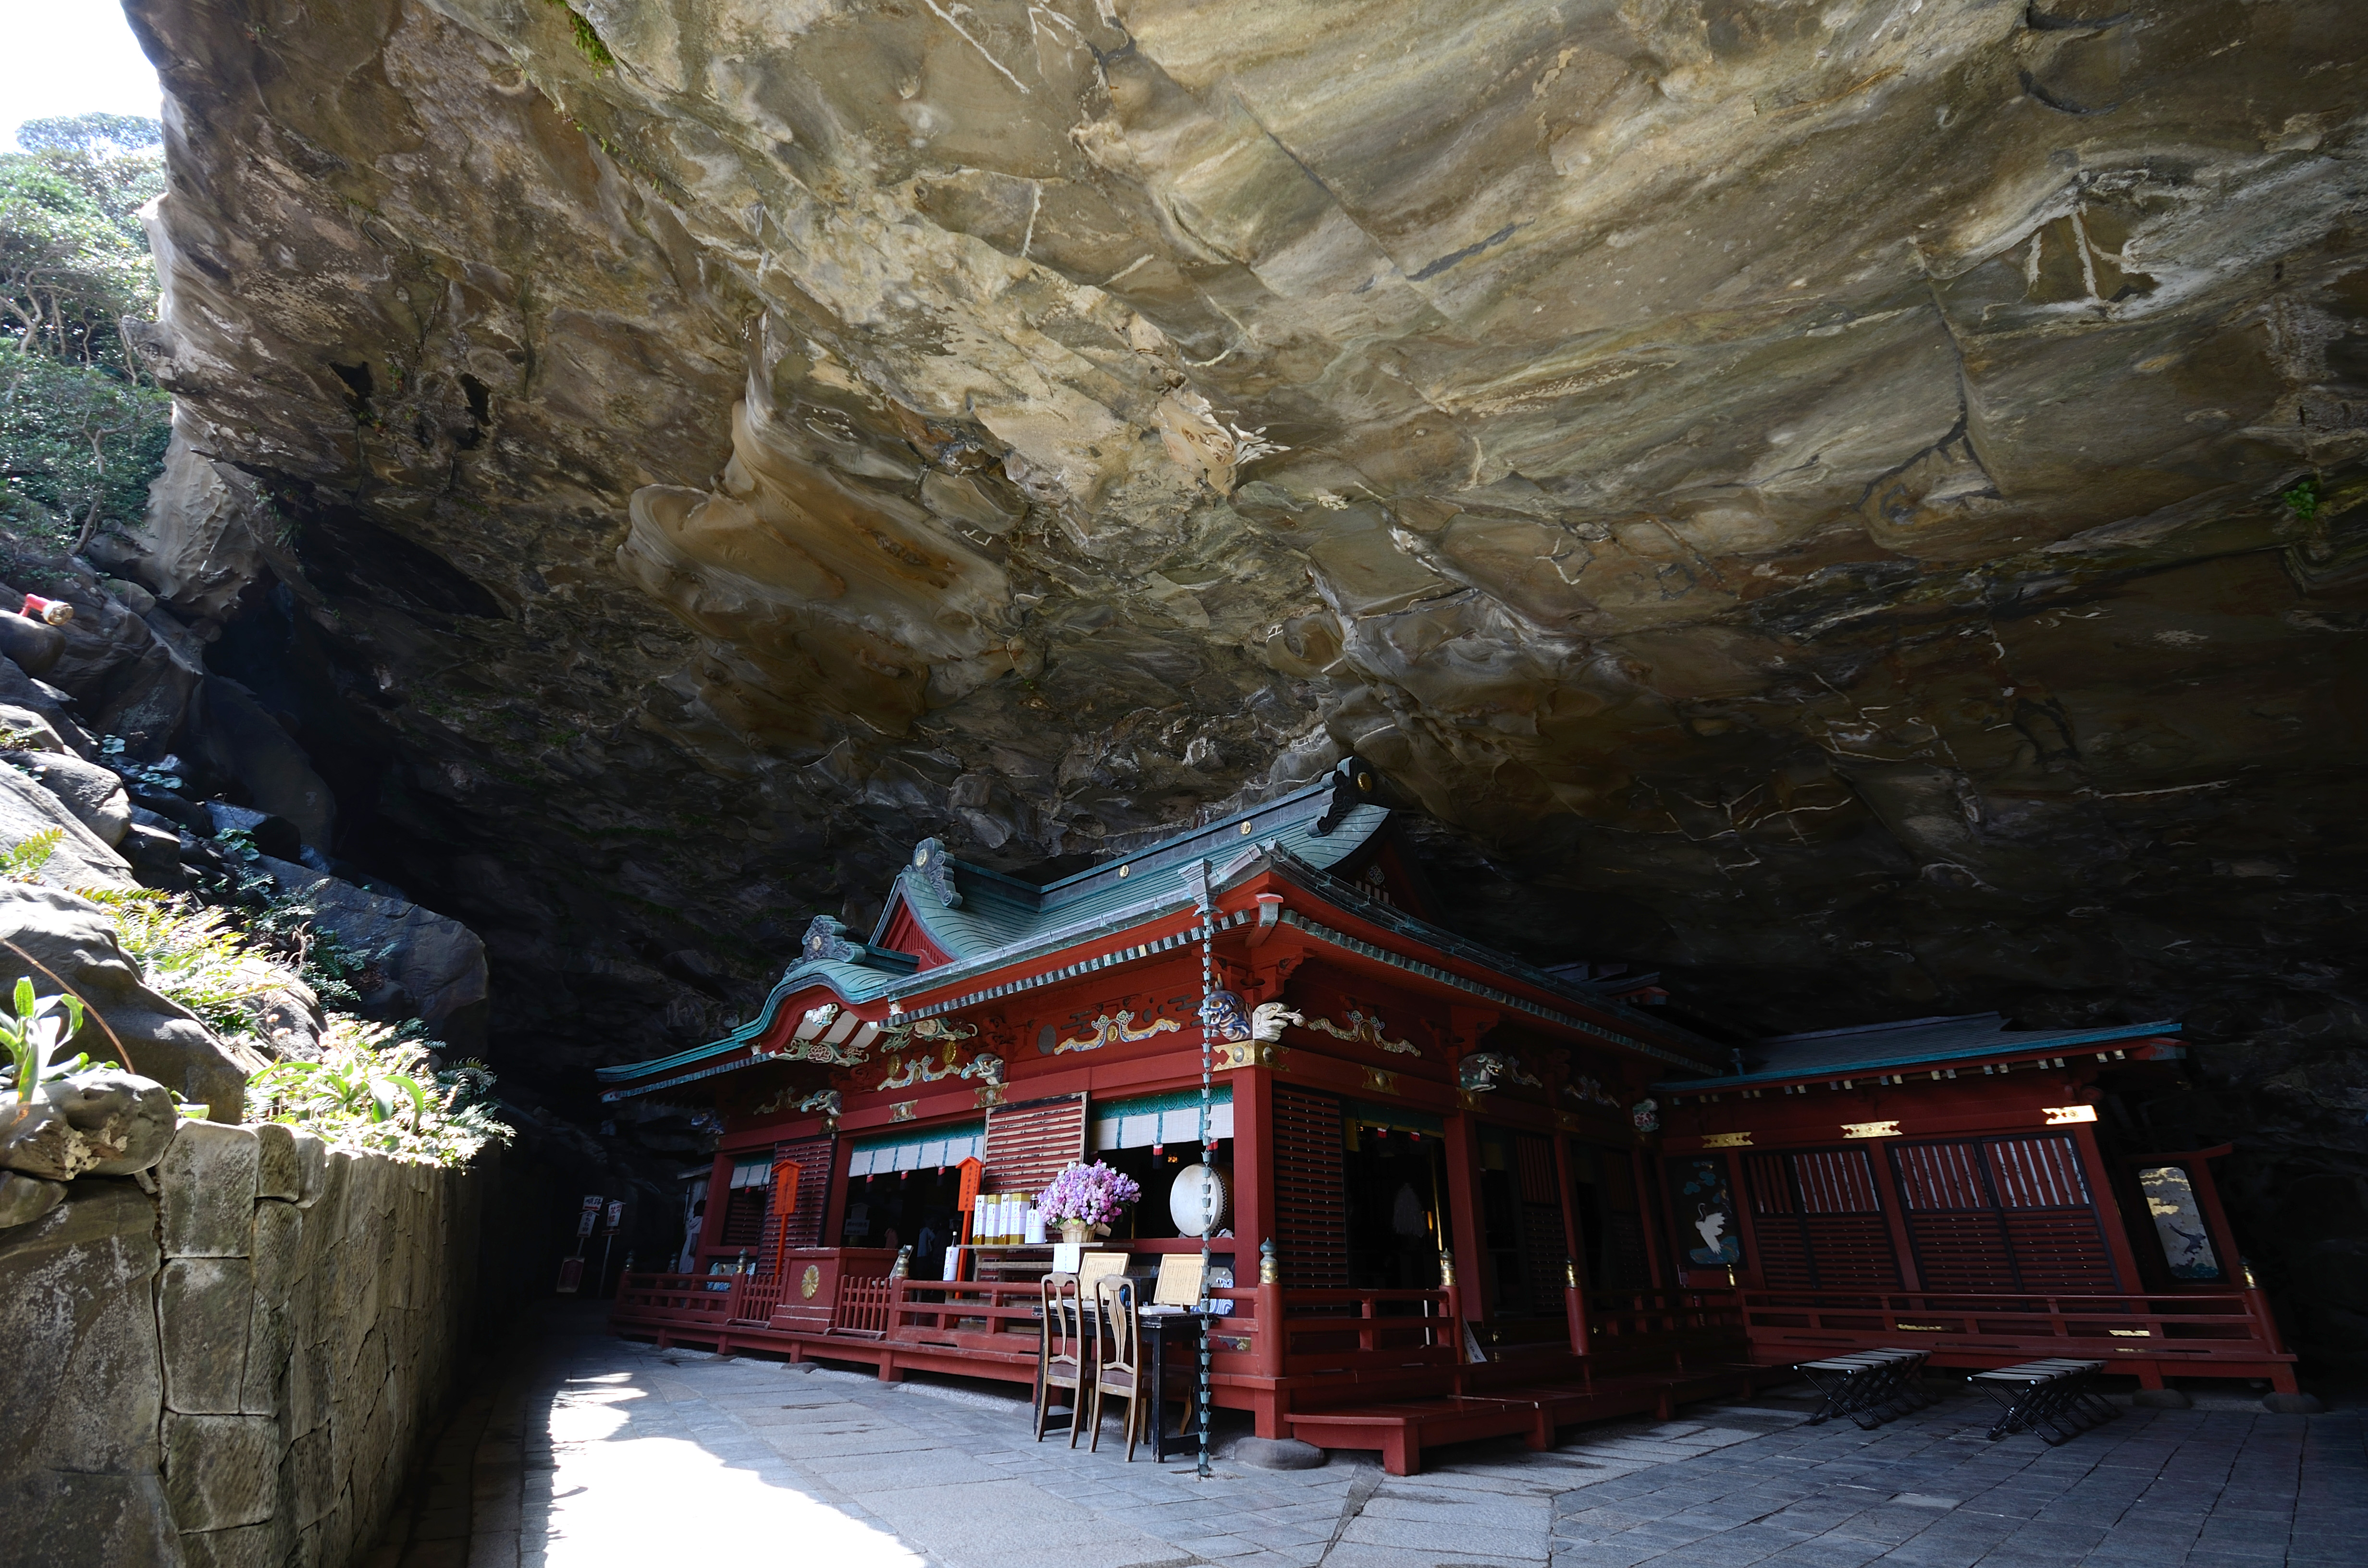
[1169, 1163, 1231, 1238]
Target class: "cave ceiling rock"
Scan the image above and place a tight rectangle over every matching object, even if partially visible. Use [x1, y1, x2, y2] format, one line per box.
[108, 0, 2368, 1073]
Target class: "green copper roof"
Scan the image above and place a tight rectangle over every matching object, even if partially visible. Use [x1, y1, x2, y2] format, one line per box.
[599, 761, 1390, 1090]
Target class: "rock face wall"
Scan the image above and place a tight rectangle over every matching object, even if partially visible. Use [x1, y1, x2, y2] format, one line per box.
[0, 1122, 485, 1568]
[103, 4, 2368, 1338]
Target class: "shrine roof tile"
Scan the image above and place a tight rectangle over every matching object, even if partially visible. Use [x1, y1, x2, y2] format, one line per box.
[599, 762, 1392, 1090]
[1653, 1012, 2183, 1091]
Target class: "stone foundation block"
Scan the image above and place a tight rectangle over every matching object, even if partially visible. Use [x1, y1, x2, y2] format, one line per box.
[0, 1180, 162, 1475]
[158, 1122, 258, 1257]
[0, 1469, 183, 1568]
[180, 1523, 277, 1568]
[162, 1413, 280, 1531]
[252, 1124, 300, 1201]
[160, 1256, 254, 1413]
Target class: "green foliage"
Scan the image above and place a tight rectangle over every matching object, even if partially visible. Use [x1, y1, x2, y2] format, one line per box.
[0, 975, 86, 1103]
[15, 115, 162, 158]
[0, 828, 61, 881]
[247, 1019, 513, 1164]
[99, 735, 183, 793]
[0, 347, 172, 544]
[539, 0, 617, 69]
[2282, 476, 2321, 521]
[243, 884, 395, 1012]
[2, 133, 173, 545]
[80, 887, 288, 1043]
[2, 141, 164, 369]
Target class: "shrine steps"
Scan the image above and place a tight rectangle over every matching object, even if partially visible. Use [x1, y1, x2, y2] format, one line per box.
[1285, 1366, 1763, 1477]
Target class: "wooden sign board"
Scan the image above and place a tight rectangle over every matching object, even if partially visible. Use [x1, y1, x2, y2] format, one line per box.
[1077, 1251, 1129, 1290]
[1154, 1253, 1206, 1307]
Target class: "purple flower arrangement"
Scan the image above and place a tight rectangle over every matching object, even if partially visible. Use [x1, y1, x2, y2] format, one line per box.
[1036, 1160, 1143, 1225]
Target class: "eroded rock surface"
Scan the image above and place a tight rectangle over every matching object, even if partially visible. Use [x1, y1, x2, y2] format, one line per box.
[108, 3, 2364, 1118]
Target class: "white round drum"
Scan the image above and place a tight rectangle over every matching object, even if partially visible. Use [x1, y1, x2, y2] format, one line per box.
[1168, 1163, 1231, 1237]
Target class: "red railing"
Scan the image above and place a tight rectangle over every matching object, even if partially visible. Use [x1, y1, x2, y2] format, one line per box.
[613, 1271, 741, 1329]
[1570, 1286, 1749, 1373]
[730, 1274, 785, 1325]
[1739, 1287, 2290, 1364]
[888, 1279, 1047, 1356]
[833, 1273, 896, 1336]
[1276, 1287, 1460, 1377]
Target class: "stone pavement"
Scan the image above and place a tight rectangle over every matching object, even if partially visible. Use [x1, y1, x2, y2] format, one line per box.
[367, 1309, 2364, 1568]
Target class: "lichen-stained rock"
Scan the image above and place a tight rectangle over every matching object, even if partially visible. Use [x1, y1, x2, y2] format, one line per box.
[161, 1412, 281, 1532]
[160, 1255, 256, 1414]
[0, 885, 259, 1119]
[110, 0, 2368, 1095]
[157, 1121, 259, 1259]
[0, 1180, 167, 1506]
[0, 765, 137, 891]
[4, 749, 135, 846]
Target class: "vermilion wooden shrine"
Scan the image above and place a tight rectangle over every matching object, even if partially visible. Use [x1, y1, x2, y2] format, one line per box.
[604, 758, 2292, 1473]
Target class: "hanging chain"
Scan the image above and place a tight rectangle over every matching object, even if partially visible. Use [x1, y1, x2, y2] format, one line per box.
[1196, 877, 1216, 1479]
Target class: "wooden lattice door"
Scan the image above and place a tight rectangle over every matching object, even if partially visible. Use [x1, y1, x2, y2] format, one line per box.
[1272, 1086, 1348, 1288]
[759, 1134, 834, 1270]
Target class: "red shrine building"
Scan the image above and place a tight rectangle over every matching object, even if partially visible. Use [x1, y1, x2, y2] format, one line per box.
[603, 758, 2294, 1473]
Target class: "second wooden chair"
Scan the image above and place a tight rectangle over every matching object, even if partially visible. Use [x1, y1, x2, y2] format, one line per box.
[1033, 1271, 1085, 1446]
[1088, 1273, 1147, 1460]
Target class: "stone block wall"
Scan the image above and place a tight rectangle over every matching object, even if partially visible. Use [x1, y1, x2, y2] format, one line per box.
[1, 1120, 485, 1568]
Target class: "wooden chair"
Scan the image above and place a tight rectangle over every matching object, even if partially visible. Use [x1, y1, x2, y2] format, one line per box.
[1033, 1272, 1085, 1446]
[1088, 1274, 1147, 1460]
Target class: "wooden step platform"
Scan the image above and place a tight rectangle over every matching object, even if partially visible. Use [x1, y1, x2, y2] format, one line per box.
[1289, 1396, 1545, 1476]
[1287, 1365, 1762, 1475]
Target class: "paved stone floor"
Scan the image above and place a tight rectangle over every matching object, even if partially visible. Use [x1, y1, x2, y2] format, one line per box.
[369, 1309, 2363, 1568]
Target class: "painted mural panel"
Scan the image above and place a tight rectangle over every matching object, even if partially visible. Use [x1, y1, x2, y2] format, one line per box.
[1665, 1154, 1743, 1270]
[2140, 1165, 2223, 1281]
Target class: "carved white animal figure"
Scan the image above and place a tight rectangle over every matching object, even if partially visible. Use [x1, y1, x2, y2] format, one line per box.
[1249, 1003, 1302, 1042]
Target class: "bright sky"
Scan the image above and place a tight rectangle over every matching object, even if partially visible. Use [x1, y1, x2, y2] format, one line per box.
[2, 0, 163, 149]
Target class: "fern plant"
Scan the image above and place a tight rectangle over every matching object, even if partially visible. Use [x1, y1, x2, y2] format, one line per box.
[1, 829, 62, 881]
[246, 1019, 511, 1164]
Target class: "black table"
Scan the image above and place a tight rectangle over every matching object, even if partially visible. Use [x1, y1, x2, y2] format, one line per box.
[1141, 1308, 1223, 1463]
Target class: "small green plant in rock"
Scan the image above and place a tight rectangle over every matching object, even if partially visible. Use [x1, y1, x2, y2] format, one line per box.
[537, 0, 616, 69]
[246, 1018, 512, 1164]
[2282, 476, 2321, 521]
[99, 735, 185, 793]
[0, 977, 87, 1102]
[0, 829, 61, 881]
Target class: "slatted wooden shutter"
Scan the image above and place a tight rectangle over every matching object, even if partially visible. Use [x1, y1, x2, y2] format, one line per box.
[1990, 1136, 2116, 1291]
[1515, 1133, 1567, 1314]
[758, 1134, 834, 1264]
[1891, 1139, 2015, 1290]
[1745, 1148, 1900, 1289]
[1890, 1135, 2116, 1292]
[1744, 1153, 1813, 1288]
[1272, 1086, 1349, 1288]
[984, 1094, 1087, 1197]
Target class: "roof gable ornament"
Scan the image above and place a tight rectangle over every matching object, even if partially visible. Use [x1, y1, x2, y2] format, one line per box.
[1312, 755, 1379, 837]
[910, 837, 963, 908]
[802, 915, 860, 963]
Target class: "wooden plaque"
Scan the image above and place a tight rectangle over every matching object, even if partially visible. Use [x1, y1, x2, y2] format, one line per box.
[1154, 1253, 1206, 1306]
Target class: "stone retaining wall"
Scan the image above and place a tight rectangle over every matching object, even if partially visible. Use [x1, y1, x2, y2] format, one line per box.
[1, 1120, 485, 1568]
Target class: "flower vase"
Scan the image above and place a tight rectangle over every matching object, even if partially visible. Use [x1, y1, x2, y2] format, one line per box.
[1058, 1219, 1093, 1245]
